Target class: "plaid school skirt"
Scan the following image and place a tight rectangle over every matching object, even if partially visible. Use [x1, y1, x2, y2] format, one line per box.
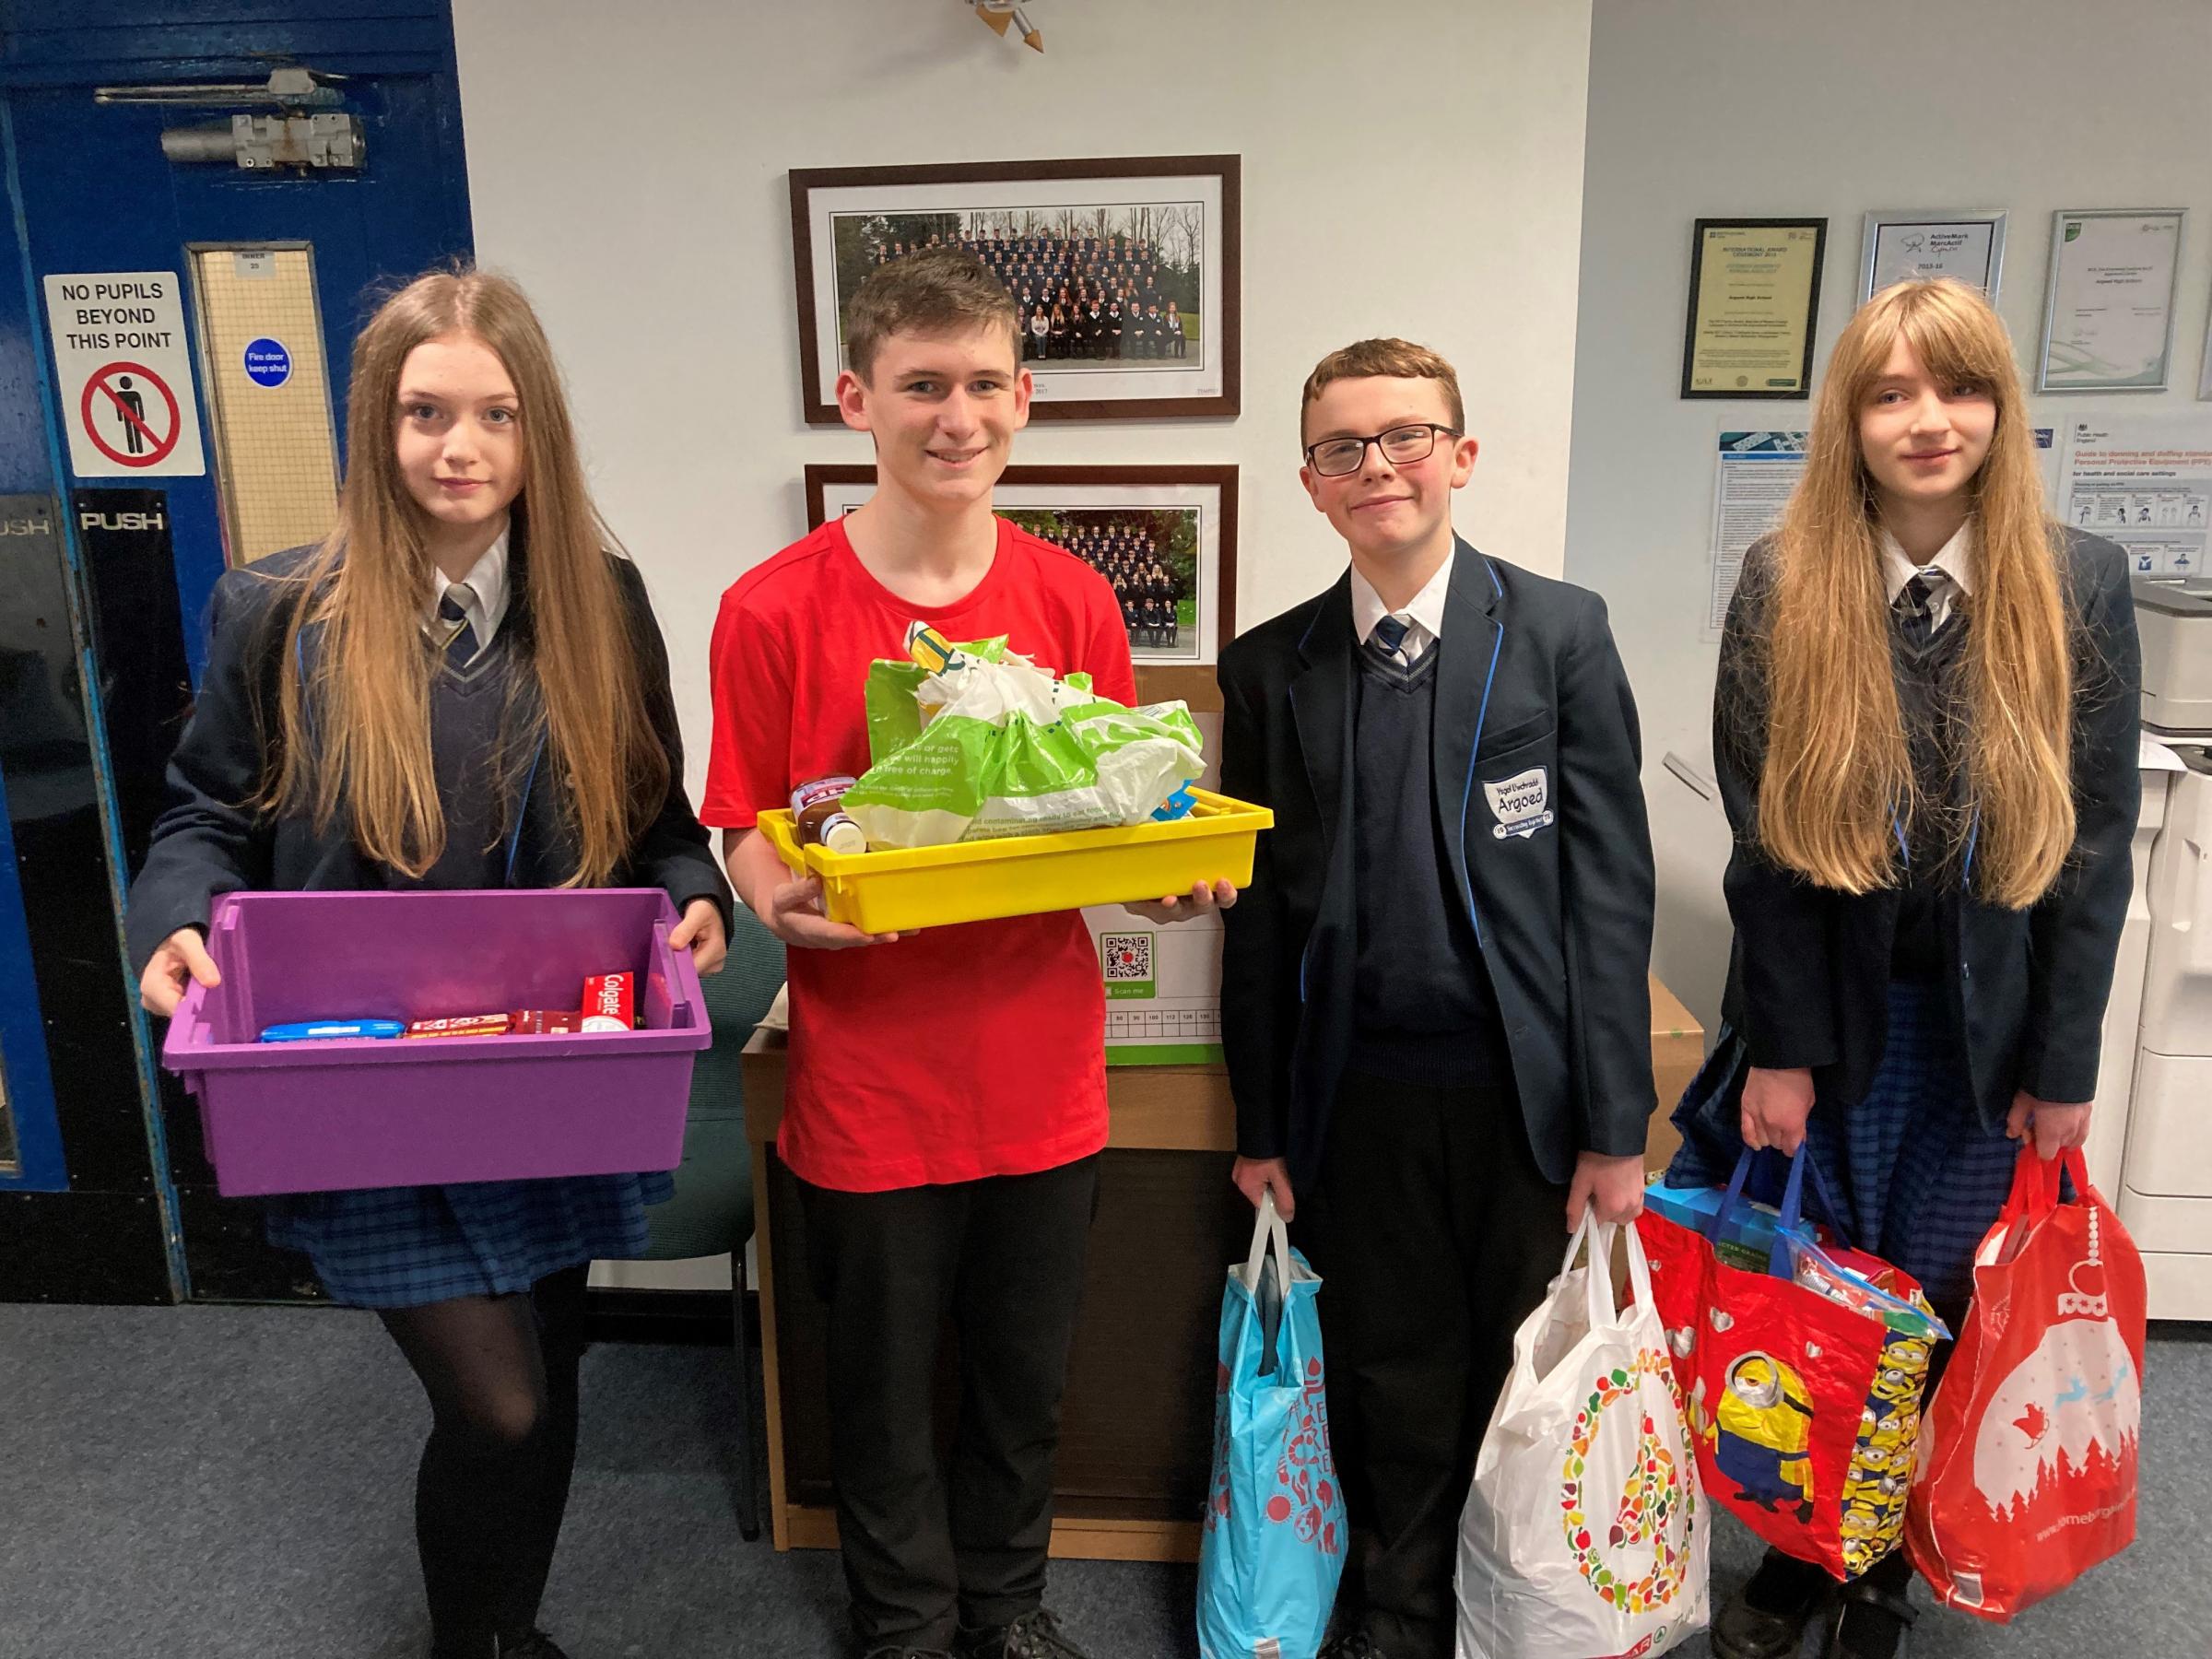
[1666, 979, 2024, 1314]
[265, 1170, 674, 1309]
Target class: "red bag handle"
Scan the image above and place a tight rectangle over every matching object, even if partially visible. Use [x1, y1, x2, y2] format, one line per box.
[2001, 1143, 2093, 1221]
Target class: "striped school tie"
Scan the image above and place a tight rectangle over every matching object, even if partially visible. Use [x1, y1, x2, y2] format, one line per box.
[436, 582, 481, 671]
[1371, 613, 1412, 665]
[1893, 572, 1942, 654]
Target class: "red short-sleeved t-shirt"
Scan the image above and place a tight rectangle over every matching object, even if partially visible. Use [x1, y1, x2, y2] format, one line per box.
[702, 514, 1138, 1194]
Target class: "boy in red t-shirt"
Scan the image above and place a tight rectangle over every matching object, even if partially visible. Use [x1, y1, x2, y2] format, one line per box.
[703, 249, 1228, 1659]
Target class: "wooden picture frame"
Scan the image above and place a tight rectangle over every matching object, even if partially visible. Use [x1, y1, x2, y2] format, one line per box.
[790, 155, 1241, 424]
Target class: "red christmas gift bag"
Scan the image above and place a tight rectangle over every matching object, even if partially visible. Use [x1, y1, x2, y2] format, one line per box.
[1905, 1147, 2146, 1621]
[1639, 1149, 1943, 1582]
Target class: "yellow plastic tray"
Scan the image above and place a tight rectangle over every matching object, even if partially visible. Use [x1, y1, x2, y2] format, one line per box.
[756, 787, 1275, 934]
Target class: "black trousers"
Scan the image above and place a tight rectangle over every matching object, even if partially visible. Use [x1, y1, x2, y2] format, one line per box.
[1298, 1071, 1569, 1659]
[799, 1156, 1100, 1650]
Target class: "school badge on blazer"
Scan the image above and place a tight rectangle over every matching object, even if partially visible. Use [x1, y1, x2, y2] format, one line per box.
[1484, 766, 1555, 840]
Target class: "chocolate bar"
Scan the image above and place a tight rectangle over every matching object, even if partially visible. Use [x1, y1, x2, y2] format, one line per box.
[403, 1012, 512, 1040]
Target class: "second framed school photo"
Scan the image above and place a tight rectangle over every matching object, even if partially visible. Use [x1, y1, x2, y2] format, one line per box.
[805, 463, 1238, 678]
[789, 154, 1241, 423]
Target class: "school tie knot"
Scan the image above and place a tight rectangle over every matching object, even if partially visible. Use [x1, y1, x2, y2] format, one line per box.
[437, 582, 481, 669]
[1371, 613, 1411, 661]
[1893, 571, 1943, 652]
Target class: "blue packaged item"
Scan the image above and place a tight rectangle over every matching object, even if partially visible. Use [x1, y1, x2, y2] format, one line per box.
[258, 1018, 406, 1043]
[1644, 1176, 1808, 1274]
[1152, 784, 1197, 823]
[1197, 1194, 1346, 1659]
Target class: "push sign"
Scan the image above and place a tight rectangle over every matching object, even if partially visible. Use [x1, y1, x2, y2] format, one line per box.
[242, 337, 292, 388]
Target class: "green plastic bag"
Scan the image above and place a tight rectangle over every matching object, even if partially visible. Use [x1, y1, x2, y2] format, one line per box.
[843, 653, 1204, 848]
[863, 636, 1009, 763]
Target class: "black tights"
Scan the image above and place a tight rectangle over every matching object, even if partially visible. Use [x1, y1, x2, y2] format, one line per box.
[377, 1265, 591, 1658]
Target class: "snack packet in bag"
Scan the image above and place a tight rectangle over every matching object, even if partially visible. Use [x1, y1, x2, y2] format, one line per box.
[842, 652, 1204, 848]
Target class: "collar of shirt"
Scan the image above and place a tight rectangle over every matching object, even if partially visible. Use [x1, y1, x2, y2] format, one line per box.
[424, 525, 512, 648]
[1880, 520, 1975, 611]
[1349, 545, 1454, 662]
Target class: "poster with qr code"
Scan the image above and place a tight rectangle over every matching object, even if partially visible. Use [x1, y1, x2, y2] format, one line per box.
[1084, 907, 1225, 1065]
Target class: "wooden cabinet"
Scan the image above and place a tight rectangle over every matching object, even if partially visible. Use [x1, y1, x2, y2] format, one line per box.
[742, 975, 1701, 1561]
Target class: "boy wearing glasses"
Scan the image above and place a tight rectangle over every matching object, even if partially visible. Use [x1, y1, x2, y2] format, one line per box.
[1216, 338, 1657, 1659]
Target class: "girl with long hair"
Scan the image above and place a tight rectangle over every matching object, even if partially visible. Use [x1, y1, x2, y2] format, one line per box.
[128, 269, 732, 1659]
[1673, 277, 2141, 1659]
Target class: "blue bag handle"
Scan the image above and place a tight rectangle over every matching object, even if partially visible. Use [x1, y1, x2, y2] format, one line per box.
[1709, 1146, 1854, 1277]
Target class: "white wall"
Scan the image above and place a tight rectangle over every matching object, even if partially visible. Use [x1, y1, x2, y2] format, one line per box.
[452, 0, 1594, 800]
[1564, 0, 2212, 1032]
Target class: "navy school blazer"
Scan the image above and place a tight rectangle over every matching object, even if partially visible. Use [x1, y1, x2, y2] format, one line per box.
[1709, 528, 2142, 1126]
[125, 535, 733, 973]
[1217, 541, 1658, 1190]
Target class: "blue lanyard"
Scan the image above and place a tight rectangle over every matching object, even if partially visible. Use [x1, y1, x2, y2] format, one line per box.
[1889, 804, 1980, 889]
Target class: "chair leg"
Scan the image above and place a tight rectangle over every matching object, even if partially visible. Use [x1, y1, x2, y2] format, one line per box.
[731, 1241, 762, 1542]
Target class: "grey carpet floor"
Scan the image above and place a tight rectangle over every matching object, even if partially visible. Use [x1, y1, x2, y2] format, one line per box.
[1, 1304, 2206, 1659]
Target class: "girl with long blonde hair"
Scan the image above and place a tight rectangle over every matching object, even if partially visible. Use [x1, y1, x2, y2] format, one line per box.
[128, 269, 732, 1659]
[1666, 278, 2141, 1659]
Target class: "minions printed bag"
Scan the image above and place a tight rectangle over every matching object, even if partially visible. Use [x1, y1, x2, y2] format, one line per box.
[1637, 1148, 1941, 1581]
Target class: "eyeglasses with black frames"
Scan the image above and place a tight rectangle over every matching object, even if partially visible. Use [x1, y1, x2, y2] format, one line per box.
[1302, 422, 1462, 478]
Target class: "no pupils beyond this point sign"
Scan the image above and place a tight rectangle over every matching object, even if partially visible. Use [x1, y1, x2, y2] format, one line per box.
[243, 336, 292, 388]
[81, 360, 182, 469]
[44, 271, 206, 478]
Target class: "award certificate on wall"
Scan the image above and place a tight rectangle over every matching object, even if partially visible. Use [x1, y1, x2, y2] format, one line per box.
[1859, 210, 2006, 301]
[1681, 219, 1827, 399]
[2039, 208, 2186, 393]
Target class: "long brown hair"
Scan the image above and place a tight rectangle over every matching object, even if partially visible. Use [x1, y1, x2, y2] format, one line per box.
[1758, 277, 2074, 910]
[264, 268, 665, 884]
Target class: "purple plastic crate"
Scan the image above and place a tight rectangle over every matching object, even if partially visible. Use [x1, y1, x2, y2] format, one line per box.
[161, 888, 711, 1197]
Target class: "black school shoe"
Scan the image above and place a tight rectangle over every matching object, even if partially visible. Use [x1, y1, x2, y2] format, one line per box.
[1712, 1547, 1831, 1659]
[954, 1607, 1092, 1659]
[1826, 1562, 1918, 1659]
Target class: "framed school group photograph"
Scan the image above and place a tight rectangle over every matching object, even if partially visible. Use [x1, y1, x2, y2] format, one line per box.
[789, 154, 1241, 423]
[804, 463, 1237, 669]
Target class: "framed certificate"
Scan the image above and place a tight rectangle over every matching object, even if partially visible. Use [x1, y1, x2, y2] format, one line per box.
[2199, 284, 2212, 401]
[1681, 218, 1827, 399]
[1858, 210, 2006, 302]
[2039, 208, 2186, 393]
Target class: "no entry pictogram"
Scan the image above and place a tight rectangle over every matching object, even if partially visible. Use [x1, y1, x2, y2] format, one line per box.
[80, 360, 182, 468]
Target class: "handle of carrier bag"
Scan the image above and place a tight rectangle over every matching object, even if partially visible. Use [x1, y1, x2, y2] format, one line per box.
[1241, 1190, 1300, 1380]
[1768, 1147, 1849, 1277]
[1712, 1146, 1855, 1277]
[1563, 1206, 1659, 1330]
[2004, 1142, 2092, 1220]
[1241, 1187, 1294, 1294]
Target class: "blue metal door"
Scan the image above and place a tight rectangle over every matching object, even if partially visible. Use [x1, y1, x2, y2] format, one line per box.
[0, 2, 473, 1300]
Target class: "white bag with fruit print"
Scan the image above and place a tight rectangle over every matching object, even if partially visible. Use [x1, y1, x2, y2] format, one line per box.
[1454, 1215, 1709, 1659]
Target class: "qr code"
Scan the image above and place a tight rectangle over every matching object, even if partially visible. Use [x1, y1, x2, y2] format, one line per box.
[1100, 934, 1152, 982]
